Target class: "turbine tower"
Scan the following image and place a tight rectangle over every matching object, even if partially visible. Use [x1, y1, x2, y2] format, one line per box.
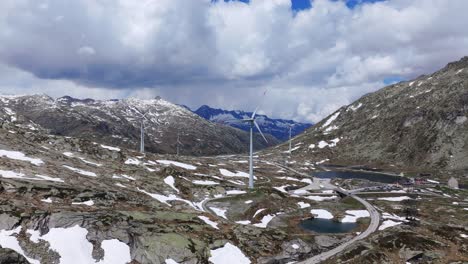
[140, 121, 145, 153]
[138, 112, 148, 154]
[288, 124, 294, 156]
[176, 131, 181, 156]
[242, 108, 268, 189]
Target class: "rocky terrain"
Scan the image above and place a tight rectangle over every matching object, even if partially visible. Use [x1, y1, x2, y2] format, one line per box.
[0, 117, 466, 264]
[194, 105, 312, 141]
[269, 57, 468, 176]
[0, 95, 279, 156]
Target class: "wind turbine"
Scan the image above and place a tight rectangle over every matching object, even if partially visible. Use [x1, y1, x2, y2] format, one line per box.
[288, 124, 294, 156]
[242, 108, 268, 189]
[138, 112, 148, 153]
[176, 131, 182, 156]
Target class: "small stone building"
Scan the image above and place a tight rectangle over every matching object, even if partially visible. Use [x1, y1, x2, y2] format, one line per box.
[447, 177, 459, 189]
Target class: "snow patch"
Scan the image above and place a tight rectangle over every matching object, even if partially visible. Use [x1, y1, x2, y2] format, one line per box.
[0, 149, 44, 166]
[377, 196, 411, 202]
[100, 144, 121, 151]
[63, 165, 97, 177]
[157, 160, 197, 170]
[226, 190, 247, 195]
[305, 195, 337, 202]
[348, 103, 363, 112]
[379, 220, 402, 230]
[112, 174, 136, 181]
[41, 197, 53, 203]
[209, 242, 251, 264]
[0, 227, 40, 264]
[210, 207, 228, 219]
[321, 111, 340, 129]
[124, 158, 141, 165]
[193, 180, 219, 185]
[219, 169, 249, 178]
[198, 216, 219, 229]
[72, 200, 94, 206]
[253, 214, 276, 228]
[310, 209, 333, 219]
[164, 176, 179, 193]
[341, 210, 370, 223]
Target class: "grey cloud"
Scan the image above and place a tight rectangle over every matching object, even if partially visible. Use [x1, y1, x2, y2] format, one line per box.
[1, 0, 468, 122]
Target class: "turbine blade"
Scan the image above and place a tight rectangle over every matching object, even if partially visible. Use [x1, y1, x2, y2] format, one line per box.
[254, 120, 268, 143]
[251, 107, 259, 119]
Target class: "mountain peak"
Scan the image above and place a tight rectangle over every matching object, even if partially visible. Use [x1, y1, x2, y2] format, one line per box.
[193, 105, 312, 141]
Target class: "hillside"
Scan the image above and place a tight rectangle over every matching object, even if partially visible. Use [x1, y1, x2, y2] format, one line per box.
[0, 95, 279, 156]
[270, 57, 468, 172]
[194, 105, 312, 141]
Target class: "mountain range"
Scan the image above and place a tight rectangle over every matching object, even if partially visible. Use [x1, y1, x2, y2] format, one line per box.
[194, 105, 313, 141]
[0, 95, 279, 156]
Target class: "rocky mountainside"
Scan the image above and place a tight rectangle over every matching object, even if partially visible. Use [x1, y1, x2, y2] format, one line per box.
[0, 116, 361, 264]
[194, 105, 312, 141]
[0, 95, 279, 156]
[270, 56, 468, 172]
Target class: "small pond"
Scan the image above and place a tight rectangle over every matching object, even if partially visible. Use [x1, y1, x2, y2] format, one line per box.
[313, 170, 404, 184]
[299, 218, 357, 233]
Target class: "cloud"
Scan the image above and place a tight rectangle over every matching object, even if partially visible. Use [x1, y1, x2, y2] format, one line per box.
[0, 0, 468, 122]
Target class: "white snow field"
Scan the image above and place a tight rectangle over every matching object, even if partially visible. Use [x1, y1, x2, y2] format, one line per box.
[1, 225, 131, 264]
[100, 144, 121, 151]
[305, 195, 337, 202]
[377, 196, 411, 202]
[137, 188, 196, 209]
[157, 160, 197, 170]
[210, 207, 228, 219]
[193, 180, 219, 185]
[253, 214, 276, 228]
[0, 149, 44, 166]
[164, 176, 179, 192]
[0, 170, 64, 182]
[0, 227, 40, 264]
[198, 216, 219, 229]
[209, 242, 251, 264]
[310, 209, 334, 219]
[219, 169, 249, 178]
[62, 165, 97, 177]
[379, 220, 402, 230]
[72, 200, 94, 206]
[341, 210, 370, 223]
[297, 202, 311, 209]
[112, 174, 136, 181]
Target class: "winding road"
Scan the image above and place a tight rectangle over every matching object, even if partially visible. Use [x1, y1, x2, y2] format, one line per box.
[267, 161, 381, 264]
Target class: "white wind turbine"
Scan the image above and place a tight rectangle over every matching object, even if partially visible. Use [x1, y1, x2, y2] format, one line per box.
[242, 107, 268, 189]
[288, 124, 295, 156]
[137, 111, 148, 154]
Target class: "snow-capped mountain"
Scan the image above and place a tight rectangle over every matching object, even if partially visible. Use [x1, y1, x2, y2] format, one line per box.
[194, 105, 313, 141]
[0, 95, 279, 155]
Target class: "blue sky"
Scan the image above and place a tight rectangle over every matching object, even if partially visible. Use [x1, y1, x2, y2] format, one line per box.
[218, 0, 386, 11]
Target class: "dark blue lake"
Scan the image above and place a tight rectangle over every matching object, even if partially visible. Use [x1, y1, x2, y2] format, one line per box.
[300, 218, 357, 233]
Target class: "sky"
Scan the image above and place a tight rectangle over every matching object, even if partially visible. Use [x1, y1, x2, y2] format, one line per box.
[1, 0, 468, 122]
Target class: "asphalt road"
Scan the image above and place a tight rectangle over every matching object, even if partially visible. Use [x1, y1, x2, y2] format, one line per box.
[267, 161, 381, 264]
[298, 193, 380, 264]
